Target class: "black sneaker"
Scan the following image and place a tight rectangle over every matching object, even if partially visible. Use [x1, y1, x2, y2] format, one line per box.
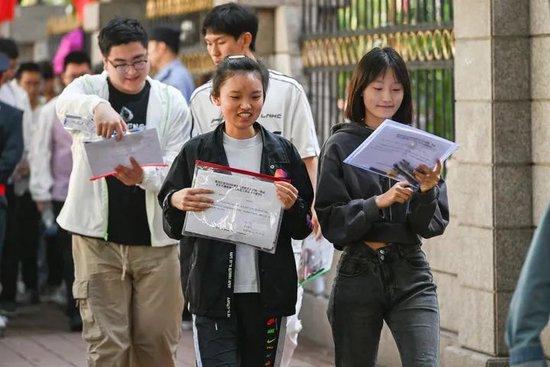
[69, 314, 82, 332]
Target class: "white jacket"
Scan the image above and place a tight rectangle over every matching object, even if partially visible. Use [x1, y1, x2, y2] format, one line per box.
[55, 73, 190, 246]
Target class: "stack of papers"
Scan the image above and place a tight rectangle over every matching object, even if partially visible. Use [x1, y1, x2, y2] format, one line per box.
[344, 119, 458, 184]
[84, 128, 165, 180]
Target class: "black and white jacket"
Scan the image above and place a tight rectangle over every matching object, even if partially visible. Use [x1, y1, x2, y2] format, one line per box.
[159, 123, 313, 318]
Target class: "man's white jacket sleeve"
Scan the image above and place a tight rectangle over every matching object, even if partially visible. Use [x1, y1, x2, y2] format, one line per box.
[55, 75, 108, 121]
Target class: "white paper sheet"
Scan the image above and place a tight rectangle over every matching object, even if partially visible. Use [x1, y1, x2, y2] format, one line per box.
[84, 128, 165, 180]
[183, 167, 283, 253]
[344, 119, 458, 184]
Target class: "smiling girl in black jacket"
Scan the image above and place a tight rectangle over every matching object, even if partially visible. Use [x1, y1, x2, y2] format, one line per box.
[158, 56, 313, 367]
[315, 47, 449, 367]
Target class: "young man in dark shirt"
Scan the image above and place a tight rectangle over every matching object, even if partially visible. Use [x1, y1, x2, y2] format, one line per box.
[55, 18, 188, 366]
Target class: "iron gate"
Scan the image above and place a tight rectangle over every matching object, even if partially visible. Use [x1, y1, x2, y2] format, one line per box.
[300, 0, 455, 143]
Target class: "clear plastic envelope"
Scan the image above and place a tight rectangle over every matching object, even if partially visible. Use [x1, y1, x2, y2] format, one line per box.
[183, 160, 287, 254]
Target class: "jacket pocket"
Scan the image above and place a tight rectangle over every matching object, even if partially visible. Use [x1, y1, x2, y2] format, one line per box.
[73, 280, 102, 342]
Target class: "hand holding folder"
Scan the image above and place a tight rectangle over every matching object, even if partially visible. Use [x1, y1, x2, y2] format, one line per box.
[84, 128, 166, 180]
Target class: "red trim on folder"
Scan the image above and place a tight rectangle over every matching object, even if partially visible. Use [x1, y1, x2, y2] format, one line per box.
[195, 160, 290, 183]
[89, 163, 168, 181]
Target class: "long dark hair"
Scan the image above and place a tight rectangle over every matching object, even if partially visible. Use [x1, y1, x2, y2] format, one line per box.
[344, 47, 412, 125]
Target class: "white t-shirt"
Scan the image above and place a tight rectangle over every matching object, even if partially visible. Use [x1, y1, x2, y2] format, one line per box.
[188, 69, 320, 159]
[223, 131, 263, 293]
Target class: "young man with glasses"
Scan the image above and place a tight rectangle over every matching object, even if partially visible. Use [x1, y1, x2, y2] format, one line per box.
[55, 18, 188, 366]
[0, 42, 40, 314]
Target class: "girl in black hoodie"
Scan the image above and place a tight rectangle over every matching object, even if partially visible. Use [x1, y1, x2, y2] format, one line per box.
[315, 47, 449, 367]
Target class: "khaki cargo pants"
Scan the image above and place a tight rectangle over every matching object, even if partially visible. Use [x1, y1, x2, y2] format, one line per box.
[72, 235, 184, 367]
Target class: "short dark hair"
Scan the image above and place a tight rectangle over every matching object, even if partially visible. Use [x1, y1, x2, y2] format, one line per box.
[63, 51, 91, 71]
[150, 26, 180, 54]
[15, 62, 41, 81]
[345, 47, 413, 125]
[38, 61, 54, 80]
[98, 17, 148, 56]
[202, 3, 258, 52]
[0, 38, 18, 60]
[211, 56, 269, 100]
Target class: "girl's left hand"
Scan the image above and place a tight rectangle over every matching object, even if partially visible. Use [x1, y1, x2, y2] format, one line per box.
[414, 160, 442, 193]
[275, 181, 299, 210]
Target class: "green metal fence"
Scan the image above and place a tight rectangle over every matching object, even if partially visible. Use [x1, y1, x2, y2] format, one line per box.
[301, 0, 455, 143]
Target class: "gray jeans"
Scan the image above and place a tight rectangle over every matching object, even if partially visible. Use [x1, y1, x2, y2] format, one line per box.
[328, 243, 439, 367]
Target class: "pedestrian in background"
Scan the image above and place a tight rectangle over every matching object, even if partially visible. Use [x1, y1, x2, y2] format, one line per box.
[0, 61, 43, 312]
[38, 61, 56, 103]
[148, 26, 194, 102]
[30, 51, 92, 332]
[506, 202, 550, 367]
[0, 51, 24, 333]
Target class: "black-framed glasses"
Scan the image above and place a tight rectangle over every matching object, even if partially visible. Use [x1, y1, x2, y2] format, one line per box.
[107, 58, 148, 74]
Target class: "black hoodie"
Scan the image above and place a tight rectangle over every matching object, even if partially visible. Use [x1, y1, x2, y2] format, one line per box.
[315, 121, 449, 250]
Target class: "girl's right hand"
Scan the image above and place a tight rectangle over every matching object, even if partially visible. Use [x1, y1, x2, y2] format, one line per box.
[375, 181, 414, 209]
[170, 188, 214, 212]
